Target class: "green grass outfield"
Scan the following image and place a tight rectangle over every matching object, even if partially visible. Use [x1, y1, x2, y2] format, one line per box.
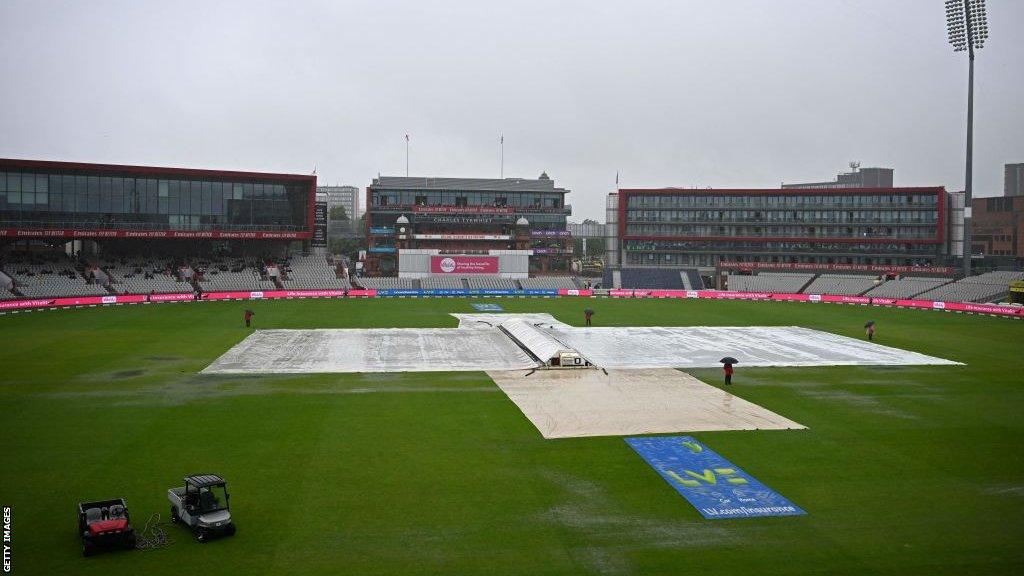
[1, 297, 1022, 575]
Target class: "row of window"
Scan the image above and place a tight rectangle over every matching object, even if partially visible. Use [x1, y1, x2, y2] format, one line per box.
[627, 194, 938, 208]
[372, 191, 564, 208]
[0, 171, 307, 228]
[623, 240, 939, 255]
[625, 209, 938, 224]
[0, 172, 302, 200]
[624, 252, 937, 267]
[0, 192, 295, 219]
[624, 224, 938, 239]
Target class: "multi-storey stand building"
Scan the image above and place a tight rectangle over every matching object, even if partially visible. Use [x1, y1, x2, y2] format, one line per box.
[607, 187, 949, 273]
[364, 174, 572, 276]
[0, 159, 316, 253]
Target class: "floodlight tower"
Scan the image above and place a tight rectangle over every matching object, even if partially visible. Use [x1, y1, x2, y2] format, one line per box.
[946, 0, 988, 277]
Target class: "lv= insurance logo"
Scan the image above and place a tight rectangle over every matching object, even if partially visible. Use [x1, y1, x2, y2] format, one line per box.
[663, 440, 748, 488]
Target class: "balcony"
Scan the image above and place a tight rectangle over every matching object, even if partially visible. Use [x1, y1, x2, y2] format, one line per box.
[371, 203, 571, 215]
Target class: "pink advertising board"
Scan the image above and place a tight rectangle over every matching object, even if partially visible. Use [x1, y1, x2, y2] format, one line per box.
[429, 256, 499, 275]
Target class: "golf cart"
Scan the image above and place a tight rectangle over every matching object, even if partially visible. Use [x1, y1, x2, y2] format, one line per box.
[167, 474, 236, 542]
[77, 498, 136, 557]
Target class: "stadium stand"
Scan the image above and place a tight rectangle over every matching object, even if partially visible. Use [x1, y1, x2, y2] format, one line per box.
[420, 277, 465, 290]
[802, 274, 881, 296]
[279, 255, 352, 290]
[914, 271, 1024, 303]
[198, 268, 276, 292]
[4, 261, 110, 298]
[356, 277, 417, 290]
[465, 277, 518, 290]
[102, 257, 194, 295]
[519, 277, 580, 290]
[726, 272, 815, 293]
[861, 277, 951, 299]
[680, 269, 703, 290]
[607, 268, 703, 290]
[619, 268, 685, 290]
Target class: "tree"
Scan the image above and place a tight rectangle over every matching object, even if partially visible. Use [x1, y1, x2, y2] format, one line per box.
[329, 237, 362, 262]
[329, 205, 349, 221]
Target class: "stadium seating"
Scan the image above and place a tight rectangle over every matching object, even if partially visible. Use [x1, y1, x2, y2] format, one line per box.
[914, 271, 1024, 303]
[356, 277, 417, 290]
[680, 269, 703, 290]
[862, 277, 951, 299]
[519, 277, 580, 290]
[802, 274, 881, 296]
[725, 273, 814, 293]
[198, 269, 277, 292]
[607, 268, 703, 290]
[420, 276, 465, 290]
[619, 268, 685, 290]
[6, 263, 110, 298]
[280, 255, 352, 290]
[102, 258, 194, 295]
[464, 277, 518, 290]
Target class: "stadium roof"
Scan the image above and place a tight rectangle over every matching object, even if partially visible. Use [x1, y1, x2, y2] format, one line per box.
[371, 176, 569, 193]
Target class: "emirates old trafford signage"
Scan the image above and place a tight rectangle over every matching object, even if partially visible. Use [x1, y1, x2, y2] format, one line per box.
[0, 228, 310, 240]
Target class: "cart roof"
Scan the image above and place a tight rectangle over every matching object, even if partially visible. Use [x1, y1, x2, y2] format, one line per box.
[185, 474, 226, 487]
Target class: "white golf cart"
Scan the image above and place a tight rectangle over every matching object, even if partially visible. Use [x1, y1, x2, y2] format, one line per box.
[167, 474, 236, 542]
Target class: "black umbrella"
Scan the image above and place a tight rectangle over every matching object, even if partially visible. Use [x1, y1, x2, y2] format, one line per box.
[720, 357, 739, 364]
[864, 321, 875, 328]
[584, 308, 594, 314]
[245, 309, 254, 315]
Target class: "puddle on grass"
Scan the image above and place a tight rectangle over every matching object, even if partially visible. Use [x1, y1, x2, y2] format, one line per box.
[40, 372, 498, 407]
[111, 369, 146, 379]
[536, 469, 739, 575]
[797, 389, 920, 420]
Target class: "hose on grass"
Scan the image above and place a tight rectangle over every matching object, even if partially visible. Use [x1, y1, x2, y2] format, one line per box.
[135, 512, 175, 550]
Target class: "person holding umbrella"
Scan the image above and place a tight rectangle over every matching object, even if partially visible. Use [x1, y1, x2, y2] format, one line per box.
[720, 357, 738, 385]
[864, 321, 876, 341]
[584, 308, 594, 327]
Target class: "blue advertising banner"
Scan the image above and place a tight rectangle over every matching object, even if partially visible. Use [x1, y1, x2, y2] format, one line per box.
[472, 303, 504, 311]
[625, 436, 806, 519]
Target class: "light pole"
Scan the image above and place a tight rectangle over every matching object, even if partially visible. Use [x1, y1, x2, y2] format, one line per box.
[946, 0, 988, 277]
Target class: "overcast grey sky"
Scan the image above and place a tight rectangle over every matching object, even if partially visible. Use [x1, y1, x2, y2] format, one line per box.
[1, 0, 1021, 221]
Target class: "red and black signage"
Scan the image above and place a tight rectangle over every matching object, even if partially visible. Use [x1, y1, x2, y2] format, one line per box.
[0, 228, 311, 240]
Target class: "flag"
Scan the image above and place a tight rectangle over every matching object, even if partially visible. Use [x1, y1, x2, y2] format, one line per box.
[615, 171, 619, 186]
[501, 134, 504, 144]
[405, 134, 409, 142]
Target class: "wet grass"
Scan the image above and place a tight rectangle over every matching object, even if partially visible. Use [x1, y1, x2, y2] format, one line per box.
[0, 297, 1022, 575]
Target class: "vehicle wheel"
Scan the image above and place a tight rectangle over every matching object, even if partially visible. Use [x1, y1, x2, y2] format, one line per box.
[126, 535, 138, 550]
[82, 542, 93, 557]
[225, 523, 236, 537]
[196, 529, 208, 543]
[170, 505, 180, 524]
